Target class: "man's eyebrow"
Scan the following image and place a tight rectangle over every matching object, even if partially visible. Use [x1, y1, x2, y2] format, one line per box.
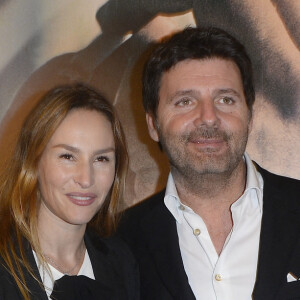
[166, 88, 243, 103]
[215, 88, 242, 97]
[168, 89, 198, 101]
[53, 144, 115, 155]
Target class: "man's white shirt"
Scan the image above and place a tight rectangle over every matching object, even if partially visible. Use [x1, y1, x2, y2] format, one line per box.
[164, 153, 264, 300]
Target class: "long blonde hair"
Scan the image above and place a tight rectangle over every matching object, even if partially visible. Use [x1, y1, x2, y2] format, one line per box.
[0, 84, 128, 299]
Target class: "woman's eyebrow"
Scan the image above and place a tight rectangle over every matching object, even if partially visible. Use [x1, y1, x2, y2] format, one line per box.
[53, 144, 115, 155]
[53, 144, 80, 153]
[93, 147, 116, 155]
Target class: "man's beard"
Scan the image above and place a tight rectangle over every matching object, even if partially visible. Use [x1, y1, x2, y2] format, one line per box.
[158, 126, 249, 182]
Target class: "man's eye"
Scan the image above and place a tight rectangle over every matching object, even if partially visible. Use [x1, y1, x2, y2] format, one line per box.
[59, 153, 74, 160]
[220, 97, 234, 105]
[176, 98, 192, 106]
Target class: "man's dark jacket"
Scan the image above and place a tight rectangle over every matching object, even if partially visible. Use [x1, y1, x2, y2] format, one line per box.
[118, 166, 300, 300]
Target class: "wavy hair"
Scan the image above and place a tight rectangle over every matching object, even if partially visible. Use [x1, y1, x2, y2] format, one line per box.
[143, 27, 255, 117]
[0, 84, 128, 299]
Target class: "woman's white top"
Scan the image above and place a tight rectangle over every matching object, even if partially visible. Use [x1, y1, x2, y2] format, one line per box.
[33, 249, 95, 299]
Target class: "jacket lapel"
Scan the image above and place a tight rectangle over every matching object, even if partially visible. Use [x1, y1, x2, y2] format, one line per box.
[141, 198, 196, 300]
[24, 243, 49, 300]
[253, 167, 300, 299]
[84, 231, 114, 287]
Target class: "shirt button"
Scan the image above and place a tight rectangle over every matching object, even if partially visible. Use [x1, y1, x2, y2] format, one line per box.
[193, 228, 201, 236]
[179, 205, 185, 211]
[215, 274, 222, 281]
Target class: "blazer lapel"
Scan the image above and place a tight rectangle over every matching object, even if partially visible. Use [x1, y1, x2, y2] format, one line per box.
[24, 243, 49, 300]
[253, 167, 300, 299]
[84, 232, 113, 287]
[141, 199, 196, 300]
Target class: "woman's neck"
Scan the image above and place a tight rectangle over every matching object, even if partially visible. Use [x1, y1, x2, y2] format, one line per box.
[37, 203, 86, 274]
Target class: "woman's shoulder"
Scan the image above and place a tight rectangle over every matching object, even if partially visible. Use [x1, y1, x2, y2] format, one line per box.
[0, 260, 12, 281]
[0, 244, 47, 300]
[0, 260, 24, 299]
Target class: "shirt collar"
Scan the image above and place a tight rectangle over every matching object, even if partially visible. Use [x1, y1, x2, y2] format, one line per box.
[164, 152, 264, 223]
[165, 172, 182, 222]
[242, 152, 264, 211]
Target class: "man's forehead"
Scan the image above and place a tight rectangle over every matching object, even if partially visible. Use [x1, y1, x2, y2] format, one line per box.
[159, 58, 243, 91]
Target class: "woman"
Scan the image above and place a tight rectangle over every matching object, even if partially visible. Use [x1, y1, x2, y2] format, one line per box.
[0, 84, 139, 299]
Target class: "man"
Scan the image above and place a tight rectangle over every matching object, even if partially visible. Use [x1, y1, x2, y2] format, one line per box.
[118, 27, 300, 300]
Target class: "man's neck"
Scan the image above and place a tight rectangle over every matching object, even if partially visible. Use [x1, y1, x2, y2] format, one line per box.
[172, 160, 247, 255]
[172, 160, 247, 209]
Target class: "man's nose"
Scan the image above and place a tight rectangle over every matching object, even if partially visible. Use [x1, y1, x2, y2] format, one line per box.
[193, 100, 220, 128]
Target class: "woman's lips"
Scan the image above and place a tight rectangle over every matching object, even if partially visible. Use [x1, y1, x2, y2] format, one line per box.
[66, 193, 97, 206]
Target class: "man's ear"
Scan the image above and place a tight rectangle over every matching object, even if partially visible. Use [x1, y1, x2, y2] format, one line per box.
[146, 113, 159, 142]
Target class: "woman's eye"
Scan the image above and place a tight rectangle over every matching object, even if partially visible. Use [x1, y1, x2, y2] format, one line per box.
[95, 156, 109, 162]
[59, 153, 74, 160]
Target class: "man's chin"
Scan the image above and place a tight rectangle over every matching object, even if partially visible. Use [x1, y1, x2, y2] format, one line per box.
[193, 164, 230, 175]
[186, 153, 241, 175]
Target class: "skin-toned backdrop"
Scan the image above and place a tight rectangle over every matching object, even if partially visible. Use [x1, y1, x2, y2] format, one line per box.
[1, 0, 299, 206]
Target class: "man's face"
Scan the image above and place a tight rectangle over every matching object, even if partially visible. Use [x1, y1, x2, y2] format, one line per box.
[146, 58, 252, 177]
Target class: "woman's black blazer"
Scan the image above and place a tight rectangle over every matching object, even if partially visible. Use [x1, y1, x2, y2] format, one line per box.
[0, 230, 139, 299]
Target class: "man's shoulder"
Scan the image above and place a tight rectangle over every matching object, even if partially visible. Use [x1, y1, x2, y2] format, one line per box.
[255, 163, 300, 209]
[117, 190, 167, 234]
[255, 163, 300, 190]
[123, 190, 165, 218]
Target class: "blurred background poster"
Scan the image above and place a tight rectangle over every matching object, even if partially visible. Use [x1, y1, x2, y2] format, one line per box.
[1, 0, 300, 206]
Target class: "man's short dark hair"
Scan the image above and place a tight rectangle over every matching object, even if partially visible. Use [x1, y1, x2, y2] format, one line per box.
[142, 27, 255, 116]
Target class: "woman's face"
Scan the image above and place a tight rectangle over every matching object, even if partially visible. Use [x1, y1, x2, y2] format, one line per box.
[37, 109, 116, 227]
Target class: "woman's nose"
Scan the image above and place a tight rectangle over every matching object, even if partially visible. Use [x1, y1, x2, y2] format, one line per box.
[73, 162, 94, 188]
